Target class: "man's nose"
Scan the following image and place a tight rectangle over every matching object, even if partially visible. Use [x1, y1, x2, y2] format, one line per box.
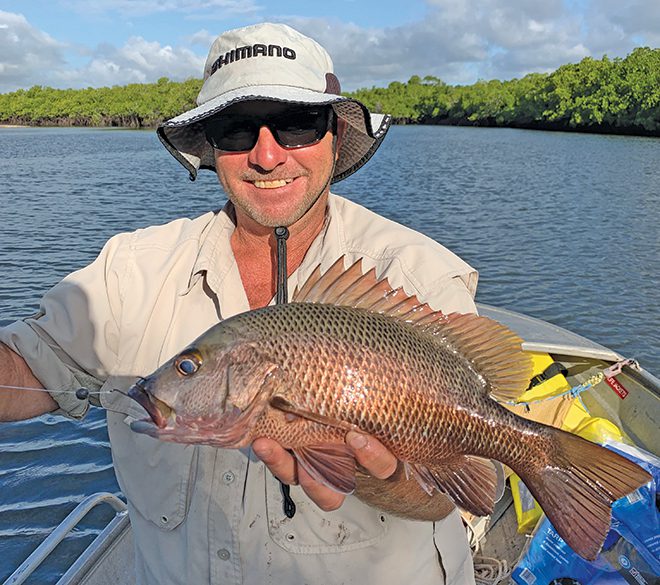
[248, 126, 287, 170]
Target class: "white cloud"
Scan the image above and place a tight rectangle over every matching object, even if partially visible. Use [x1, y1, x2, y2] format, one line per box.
[1, 1, 657, 94]
[61, 36, 205, 87]
[185, 29, 217, 49]
[0, 11, 67, 91]
[0, 11, 205, 92]
[63, 0, 261, 18]
[584, 0, 660, 53]
[282, 0, 657, 89]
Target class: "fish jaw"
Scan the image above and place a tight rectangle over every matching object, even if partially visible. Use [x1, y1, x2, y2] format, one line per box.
[127, 373, 274, 449]
[128, 408, 254, 448]
[127, 378, 173, 429]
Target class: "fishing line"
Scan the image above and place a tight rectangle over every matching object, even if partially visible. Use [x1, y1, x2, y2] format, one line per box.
[0, 384, 134, 416]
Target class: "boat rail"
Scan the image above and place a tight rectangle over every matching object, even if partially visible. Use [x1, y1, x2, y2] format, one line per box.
[3, 492, 129, 585]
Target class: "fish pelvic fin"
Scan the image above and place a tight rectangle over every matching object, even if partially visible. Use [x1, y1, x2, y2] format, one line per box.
[405, 456, 503, 517]
[292, 444, 357, 494]
[269, 395, 361, 495]
[519, 430, 652, 561]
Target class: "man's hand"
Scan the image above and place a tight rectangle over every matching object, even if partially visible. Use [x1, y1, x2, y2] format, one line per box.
[253, 431, 397, 511]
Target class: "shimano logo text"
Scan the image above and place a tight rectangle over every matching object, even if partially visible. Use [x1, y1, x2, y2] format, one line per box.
[210, 44, 296, 74]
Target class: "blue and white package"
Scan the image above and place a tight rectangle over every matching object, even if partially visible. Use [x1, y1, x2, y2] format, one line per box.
[512, 442, 659, 585]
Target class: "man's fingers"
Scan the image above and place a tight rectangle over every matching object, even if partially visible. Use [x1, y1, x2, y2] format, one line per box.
[255, 434, 395, 512]
[252, 437, 298, 485]
[298, 466, 345, 511]
[254, 438, 346, 511]
[346, 431, 397, 479]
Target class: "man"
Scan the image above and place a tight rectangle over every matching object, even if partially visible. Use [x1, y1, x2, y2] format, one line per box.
[0, 23, 478, 584]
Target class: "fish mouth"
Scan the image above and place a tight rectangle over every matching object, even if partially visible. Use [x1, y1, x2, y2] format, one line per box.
[127, 378, 174, 429]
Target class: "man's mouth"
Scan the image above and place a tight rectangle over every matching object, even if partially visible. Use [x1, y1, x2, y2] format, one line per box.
[251, 178, 294, 189]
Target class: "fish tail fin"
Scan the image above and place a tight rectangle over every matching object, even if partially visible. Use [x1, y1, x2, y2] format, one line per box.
[518, 429, 651, 560]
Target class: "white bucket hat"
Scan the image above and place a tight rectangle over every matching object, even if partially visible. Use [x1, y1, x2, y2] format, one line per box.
[157, 23, 391, 183]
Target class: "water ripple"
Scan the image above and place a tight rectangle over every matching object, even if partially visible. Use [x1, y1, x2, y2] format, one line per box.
[0, 125, 658, 581]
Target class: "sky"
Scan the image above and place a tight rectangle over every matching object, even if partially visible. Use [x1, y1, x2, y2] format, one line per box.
[1, 0, 658, 94]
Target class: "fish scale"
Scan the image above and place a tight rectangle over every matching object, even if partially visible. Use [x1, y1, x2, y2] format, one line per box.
[128, 256, 652, 561]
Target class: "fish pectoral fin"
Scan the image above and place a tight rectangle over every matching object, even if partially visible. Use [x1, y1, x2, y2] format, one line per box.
[292, 444, 357, 495]
[270, 395, 356, 432]
[407, 456, 501, 516]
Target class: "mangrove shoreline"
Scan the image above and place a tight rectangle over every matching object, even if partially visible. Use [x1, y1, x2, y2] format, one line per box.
[1, 48, 658, 137]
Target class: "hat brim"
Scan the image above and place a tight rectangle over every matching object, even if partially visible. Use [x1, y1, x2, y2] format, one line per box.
[157, 85, 391, 183]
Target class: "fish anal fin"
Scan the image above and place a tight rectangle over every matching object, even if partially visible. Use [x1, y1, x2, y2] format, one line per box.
[292, 444, 357, 494]
[407, 456, 501, 517]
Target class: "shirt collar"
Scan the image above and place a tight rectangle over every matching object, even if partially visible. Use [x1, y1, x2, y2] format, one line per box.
[187, 194, 348, 310]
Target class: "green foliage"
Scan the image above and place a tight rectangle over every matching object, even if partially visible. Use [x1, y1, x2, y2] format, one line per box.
[0, 77, 202, 127]
[348, 48, 660, 134]
[0, 48, 657, 134]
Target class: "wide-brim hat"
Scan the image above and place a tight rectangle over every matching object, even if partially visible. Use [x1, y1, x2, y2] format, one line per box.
[157, 23, 391, 183]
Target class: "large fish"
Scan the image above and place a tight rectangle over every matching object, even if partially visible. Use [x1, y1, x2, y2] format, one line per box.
[128, 257, 651, 560]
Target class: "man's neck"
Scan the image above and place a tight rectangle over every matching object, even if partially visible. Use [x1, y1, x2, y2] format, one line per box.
[231, 194, 329, 309]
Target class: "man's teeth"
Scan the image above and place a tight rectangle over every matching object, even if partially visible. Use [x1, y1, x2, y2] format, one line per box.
[253, 179, 293, 189]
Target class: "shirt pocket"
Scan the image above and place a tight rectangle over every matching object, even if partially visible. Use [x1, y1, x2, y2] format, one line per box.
[264, 472, 388, 554]
[100, 376, 198, 532]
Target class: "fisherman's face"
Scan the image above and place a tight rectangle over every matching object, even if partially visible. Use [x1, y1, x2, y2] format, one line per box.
[210, 100, 340, 229]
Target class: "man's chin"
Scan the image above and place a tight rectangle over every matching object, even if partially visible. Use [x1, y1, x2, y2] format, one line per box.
[232, 193, 326, 230]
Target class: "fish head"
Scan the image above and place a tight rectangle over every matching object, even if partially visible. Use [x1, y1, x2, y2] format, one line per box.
[128, 325, 277, 448]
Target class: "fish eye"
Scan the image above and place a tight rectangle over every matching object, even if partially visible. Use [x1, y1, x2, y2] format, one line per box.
[174, 353, 202, 376]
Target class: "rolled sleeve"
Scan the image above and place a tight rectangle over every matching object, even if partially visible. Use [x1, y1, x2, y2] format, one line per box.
[0, 233, 128, 418]
[0, 320, 96, 418]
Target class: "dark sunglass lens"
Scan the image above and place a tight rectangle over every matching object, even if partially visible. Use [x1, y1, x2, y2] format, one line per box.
[204, 106, 333, 151]
[273, 108, 331, 148]
[204, 119, 258, 151]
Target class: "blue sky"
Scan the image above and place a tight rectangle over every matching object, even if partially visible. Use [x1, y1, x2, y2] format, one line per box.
[1, 0, 658, 93]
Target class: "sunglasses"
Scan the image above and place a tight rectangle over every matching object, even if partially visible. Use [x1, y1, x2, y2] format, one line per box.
[204, 106, 335, 152]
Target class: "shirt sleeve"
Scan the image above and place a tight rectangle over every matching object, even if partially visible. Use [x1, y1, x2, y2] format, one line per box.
[0, 232, 129, 418]
[424, 275, 478, 315]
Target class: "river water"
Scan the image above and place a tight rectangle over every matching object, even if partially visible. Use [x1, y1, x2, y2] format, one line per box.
[0, 125, 658, 582]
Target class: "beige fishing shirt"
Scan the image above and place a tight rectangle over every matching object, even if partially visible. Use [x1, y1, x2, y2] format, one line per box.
[1, 194, 479, 585]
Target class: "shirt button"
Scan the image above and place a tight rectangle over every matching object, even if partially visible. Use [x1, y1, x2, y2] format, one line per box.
[223, 471, 235, 484]
[217, 548, 230, 561]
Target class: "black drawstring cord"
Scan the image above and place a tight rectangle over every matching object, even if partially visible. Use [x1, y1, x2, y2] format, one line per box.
[274, 225, 296, 519]
[274, 226, 289, 304]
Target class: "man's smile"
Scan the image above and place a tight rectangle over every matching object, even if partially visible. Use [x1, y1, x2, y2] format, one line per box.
[251, 178, 295, 189]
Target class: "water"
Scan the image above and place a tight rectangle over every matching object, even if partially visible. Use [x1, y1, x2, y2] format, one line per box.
[0, 125, 658, 581]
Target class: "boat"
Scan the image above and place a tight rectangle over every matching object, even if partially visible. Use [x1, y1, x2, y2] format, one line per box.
[4, 304, 659, 585]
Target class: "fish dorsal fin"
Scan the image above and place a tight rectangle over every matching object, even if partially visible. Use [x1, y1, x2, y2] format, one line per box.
[427, 312, 533, 402]
[293, 256, 532, 402]
[292, 256, 441, 324]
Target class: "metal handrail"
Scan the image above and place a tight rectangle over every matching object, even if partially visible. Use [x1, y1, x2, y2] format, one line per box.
[4, 492, 128, 585]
